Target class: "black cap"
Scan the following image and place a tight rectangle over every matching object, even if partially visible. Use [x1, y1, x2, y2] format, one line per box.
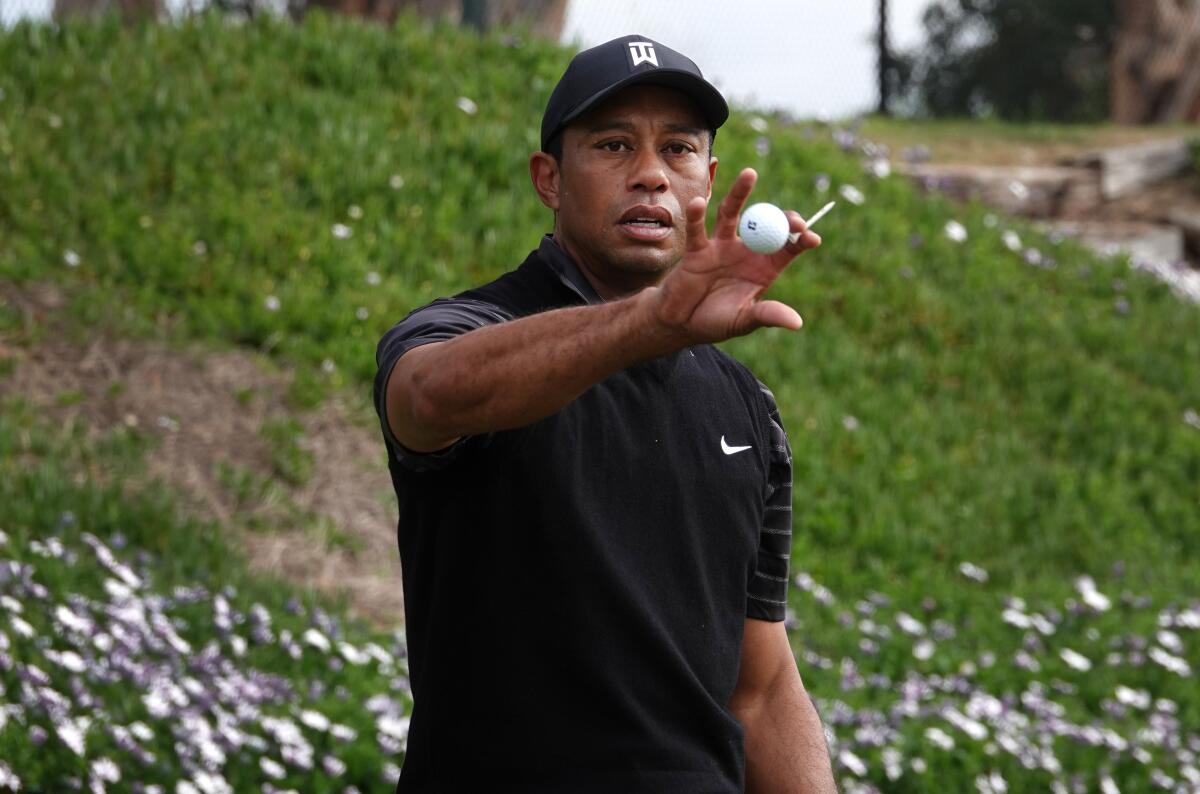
[540, 34, 729, 151]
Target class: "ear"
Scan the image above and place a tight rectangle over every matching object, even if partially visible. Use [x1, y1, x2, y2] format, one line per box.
[529, 151, 561, 211]
[707, 156, 718, 201]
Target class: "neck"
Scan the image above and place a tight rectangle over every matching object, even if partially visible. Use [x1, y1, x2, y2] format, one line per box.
[550, 232, 668, 302]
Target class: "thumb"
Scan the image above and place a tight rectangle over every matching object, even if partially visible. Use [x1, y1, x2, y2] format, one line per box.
[750, 300, 803, 331]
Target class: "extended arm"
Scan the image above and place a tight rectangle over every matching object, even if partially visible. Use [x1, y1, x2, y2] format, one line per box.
[730, 619, 837, 794]
[385, 167, 822, 452]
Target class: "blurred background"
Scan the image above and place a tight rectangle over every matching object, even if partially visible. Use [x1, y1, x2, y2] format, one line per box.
[1, 1, 1198, 792]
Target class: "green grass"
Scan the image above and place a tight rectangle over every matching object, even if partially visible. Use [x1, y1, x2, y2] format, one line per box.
[1, 10, 1199, 790]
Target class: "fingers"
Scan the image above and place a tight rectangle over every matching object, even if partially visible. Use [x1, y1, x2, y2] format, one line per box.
[684, 196, 710, 253]
[713, 168, 758, 240]
[770, 210, 822, 268]
[751, 300, 803, 331]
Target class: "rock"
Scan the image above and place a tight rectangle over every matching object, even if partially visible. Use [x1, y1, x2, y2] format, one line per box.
[1050, 221, 1185, 264]
[1166, 208, 1200, 257]
[1067, 139, 1194, 200]
[899, 164, 1101, 218]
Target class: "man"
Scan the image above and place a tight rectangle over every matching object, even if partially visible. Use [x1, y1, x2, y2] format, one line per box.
[373, 33, 837, 793]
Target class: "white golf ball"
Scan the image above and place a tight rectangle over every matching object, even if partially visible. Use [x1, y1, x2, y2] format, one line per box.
[738, 203, 790, 254]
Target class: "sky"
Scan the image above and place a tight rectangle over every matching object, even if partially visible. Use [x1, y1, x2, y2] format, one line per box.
[1, 0, 933, 119]
[563, 0, 931, 119]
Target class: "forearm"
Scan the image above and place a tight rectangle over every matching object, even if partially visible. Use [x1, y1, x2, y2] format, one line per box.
[390, 286, 685, 447]
[738, 667, 837, 794]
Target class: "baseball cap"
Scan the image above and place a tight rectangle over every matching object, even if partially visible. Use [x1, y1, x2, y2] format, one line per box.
[540, 34, 729, 151]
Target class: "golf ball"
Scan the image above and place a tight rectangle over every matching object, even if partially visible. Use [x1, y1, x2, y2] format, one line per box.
[738, 203, 790, 254]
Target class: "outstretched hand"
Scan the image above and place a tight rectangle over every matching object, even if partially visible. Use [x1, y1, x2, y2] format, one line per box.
[652, 167, 821, 344]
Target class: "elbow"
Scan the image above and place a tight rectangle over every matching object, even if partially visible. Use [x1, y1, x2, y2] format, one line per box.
[403, 357, 464, 440]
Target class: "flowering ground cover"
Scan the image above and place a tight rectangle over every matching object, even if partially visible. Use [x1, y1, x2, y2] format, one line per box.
[0, 405, 411, 791]
[1, 9, 1199, 792]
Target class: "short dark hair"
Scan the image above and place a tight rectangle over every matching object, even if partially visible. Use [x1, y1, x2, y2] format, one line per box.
[543, 128, 716, 165]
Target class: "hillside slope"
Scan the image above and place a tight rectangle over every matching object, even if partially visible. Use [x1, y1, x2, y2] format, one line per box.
[2, 11, 1199, 791]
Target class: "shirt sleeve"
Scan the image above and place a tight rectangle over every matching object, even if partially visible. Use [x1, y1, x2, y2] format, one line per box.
[373, 297, 513, 472]
[746, 381, 793, 622]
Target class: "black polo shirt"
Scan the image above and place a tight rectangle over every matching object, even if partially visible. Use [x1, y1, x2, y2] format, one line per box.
[373, 237, 795, 793]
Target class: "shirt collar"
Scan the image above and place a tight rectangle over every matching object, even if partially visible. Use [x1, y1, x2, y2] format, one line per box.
[538, 235, 604, 306]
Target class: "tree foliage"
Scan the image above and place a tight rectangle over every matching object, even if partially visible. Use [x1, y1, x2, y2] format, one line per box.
[900, 0, 1118, 121]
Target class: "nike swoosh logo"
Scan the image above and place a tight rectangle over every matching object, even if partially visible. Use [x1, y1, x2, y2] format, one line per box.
[721, 436, 752, 455]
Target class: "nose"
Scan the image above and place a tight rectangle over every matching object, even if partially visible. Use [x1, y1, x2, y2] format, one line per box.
[626, 146, 668, 194]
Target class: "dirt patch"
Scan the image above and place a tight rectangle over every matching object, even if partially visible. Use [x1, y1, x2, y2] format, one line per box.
[0, 280, 404, 628]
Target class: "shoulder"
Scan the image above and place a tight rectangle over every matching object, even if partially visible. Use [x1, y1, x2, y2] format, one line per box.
[456, 249, 573, 318]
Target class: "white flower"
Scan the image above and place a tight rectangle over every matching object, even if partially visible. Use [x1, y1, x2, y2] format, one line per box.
[838, 749, 867, 776]
[46, 649, 86, 673]
[841, 415, 859, 431]
[1149, 646, 1191, 677]
[1060, 648, 1092, 672]
[959, 562, 988, 582]
[1008, 180, 1029, 202]
[1156, 630, 1183, 654]
[331, 223, 353, 240]
[90, 758, 119, 783]
[303, 628, 330, 651]
[104, 579, 133, 601]
[338, 641, 370, 665]
[347, 204, 363, 220]
[355, 307, 369, 321]
[1115, 685, 1151, 709]
[748, 116, 769, 133]
[0, 767, 18, 794]
[143, 689, 171, 718]
[913, 639, 935, 660]
[389, 174, 405, 190]
[924, 726, 955, 751]
[1, 596, 21, 614]
[456, 96, 478, 115]
[57, 720, 87, 756]
[944, 220, 968, 243]
[1002, 230, 1022, 252]
[299, 709, 330, 731]
[1001, 609, 1031, 629]
[259, 758, 286, 780]
[365, 271, 382, 286]
[866, 158, 891, 179]
[9, 615, 34, 638]
[896, 612, 926, 636]
[377, 714, 410, 740]
[329, 723, 358, 741]
[838, 185, 865, 205]
[63, 250, 81, 268]
[264, 295, 281, 312]
[1075, 576, 1111, 612]
[945, 708, 988, 741]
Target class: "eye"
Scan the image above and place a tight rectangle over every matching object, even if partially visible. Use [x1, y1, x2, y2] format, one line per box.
[664, 142, 695, 155]
[599, 140, 630, 152]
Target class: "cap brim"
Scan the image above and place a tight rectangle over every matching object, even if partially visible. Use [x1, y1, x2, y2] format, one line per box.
[549, 69, 729, 147]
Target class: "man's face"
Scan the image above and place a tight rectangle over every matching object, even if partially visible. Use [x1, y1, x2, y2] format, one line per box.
[551, 85, 717, 285]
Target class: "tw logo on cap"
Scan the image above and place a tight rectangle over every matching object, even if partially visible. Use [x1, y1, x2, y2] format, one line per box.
[627, 41, 658, 69]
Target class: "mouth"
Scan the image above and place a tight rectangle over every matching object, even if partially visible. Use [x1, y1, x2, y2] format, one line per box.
[617, 205, 673, 242]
